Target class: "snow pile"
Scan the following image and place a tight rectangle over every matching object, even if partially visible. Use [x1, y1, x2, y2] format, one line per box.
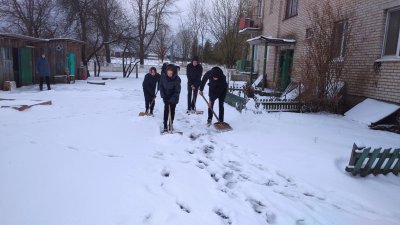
[345, 98, 400, 125]
[0, 72, 399, 225]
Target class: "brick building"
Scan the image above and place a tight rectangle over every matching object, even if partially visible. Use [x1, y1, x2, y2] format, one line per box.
[241, 0, 400, 107]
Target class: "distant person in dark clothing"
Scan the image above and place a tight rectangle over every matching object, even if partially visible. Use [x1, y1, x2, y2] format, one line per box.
[186, 56, 203, 113]
[199, 67, 228, 126]
[160, 64, 181, 131]
[142, 67, 161, 115]
[36, 52, 51, 91]
[161, 63, 168, 76]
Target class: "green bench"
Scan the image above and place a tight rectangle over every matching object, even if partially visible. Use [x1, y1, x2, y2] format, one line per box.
[224, 92, 247, 112]
[345, 143, 400, 176]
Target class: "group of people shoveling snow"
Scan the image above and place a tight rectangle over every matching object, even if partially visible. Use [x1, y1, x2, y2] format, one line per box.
[141, 56, 231, 134]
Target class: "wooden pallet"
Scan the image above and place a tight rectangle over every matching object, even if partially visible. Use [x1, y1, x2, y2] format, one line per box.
[345, 143, 400, 176]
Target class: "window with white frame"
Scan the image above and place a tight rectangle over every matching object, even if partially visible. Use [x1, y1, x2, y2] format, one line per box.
[285, 0, 298, 18]
[333, 20, 348, 59]
[383, 8, 400, 58]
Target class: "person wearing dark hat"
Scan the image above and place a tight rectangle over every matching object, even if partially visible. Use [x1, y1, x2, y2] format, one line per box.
[142, 67, 161, 115]
[159, 64, 181, 132]
[199, 67, 228, 126]
[186, 56, 203, 113]
[36, 52, 51, 91]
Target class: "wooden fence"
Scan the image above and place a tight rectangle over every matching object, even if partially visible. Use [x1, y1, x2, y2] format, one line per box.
[345, 143, 400, 176]
[255, 99, 301, 112]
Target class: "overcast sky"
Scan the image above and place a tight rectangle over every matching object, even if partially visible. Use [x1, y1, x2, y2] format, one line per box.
[169, 0, 191, 30]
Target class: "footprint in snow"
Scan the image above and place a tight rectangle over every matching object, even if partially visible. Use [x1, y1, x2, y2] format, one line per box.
[225, 160, 242, 172]
[265, 211, 277, 224]
[177, 202, 191, 213]
[214, 209, 232, 225]
[161, 168, 170, 177]
[210, 172, 220, 182]
[296, 219, 306, 225]
[67, 146, 80, 151]
[197, 159, 209, 169]
[189, 133, 205, 141]
[203, 145, 214, 154]
[153, 151, 164, 160]
[247, 198, 265, 214]
[104, 154, 122, 158]
[185, 149, 195, 155]
[222, 171, 235, 180]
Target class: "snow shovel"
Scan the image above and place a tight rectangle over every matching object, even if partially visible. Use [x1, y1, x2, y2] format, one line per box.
[201, 95, 232, 131]
[189, 88, 203, 115]
[139, 91, 158, 116]
[168, 104, 183, 135]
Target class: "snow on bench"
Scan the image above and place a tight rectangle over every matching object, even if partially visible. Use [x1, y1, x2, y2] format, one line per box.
[87, 81, 106, 85]
[345, 143, 400, 176]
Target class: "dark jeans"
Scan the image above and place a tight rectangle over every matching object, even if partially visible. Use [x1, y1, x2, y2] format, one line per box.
[163, 103, 176, 129]
[145, 97, 155, 113]
[187, 85, 198, 110]
[39, 76, 51, 90]
[208, 97, 225, 123]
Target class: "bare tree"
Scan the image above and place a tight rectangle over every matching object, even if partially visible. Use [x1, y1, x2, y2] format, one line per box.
[209, 0, 250, 67]
[176, 23, 193, 63]
[0, 0, 60, 38]
[153, 24, 172, 62]
[92, 0, 125, 63]
[300, 0, 354, 112]
[119, 16, 139, 78]
[187, 0, 209, 59]
[131, 0, 175, 66]
[59, 0, 94, 66]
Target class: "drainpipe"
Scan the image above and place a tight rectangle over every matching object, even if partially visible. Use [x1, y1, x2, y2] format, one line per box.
[262, 42, 268, 89]
[250, 44, 255, 85]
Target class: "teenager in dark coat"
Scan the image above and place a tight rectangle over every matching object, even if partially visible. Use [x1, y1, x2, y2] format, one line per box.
[199, 67, 228, 125]
[36, 52, 51, 91]
[186, 56, 203, 112]
[142, 67, 161, 115]
[159, 64, 181, 131]
[161, 63, 168, 76]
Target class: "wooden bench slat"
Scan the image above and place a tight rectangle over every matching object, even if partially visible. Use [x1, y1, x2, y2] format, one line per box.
[392, 149, 400, 175]
[353, 148, 371, 176]
[383, 149, 400, 175]
[360, 148, 381, 177]
[373, 148, 392, 176]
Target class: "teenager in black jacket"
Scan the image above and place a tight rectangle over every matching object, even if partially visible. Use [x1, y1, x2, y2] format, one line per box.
[186, 56, 203, 113]
[160, 64, 181, 131]
[199, 67, 228, 126]
[142, 67, 161, 115]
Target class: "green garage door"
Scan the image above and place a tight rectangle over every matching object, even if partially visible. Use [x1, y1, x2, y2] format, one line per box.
[20, 48, 33, 85]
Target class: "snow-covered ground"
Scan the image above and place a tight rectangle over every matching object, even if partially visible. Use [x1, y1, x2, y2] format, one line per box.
[1, 72, 399, 225]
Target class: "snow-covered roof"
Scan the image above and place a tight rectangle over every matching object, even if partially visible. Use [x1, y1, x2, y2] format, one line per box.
[0, 33, 85, 44]
[247, 35, 296, 46]
[239, 27, 261, 34]
[47, 38, 85, 44]
[0, 33, 44, 42]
